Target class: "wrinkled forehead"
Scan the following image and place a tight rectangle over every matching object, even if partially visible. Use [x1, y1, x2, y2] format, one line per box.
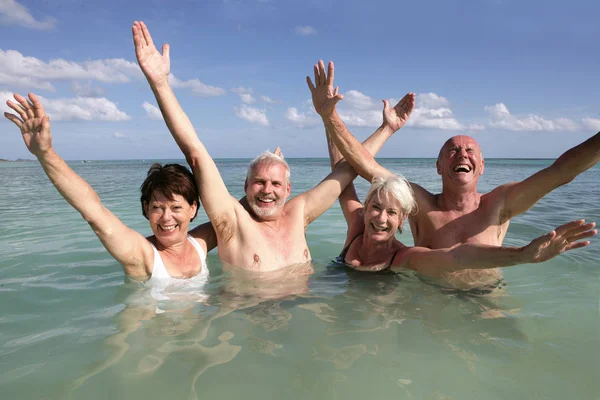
[250, 160, 289, 179]
[439, 135, 481, 155]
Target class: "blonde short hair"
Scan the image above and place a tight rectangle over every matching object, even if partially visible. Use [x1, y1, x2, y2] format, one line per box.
[364, 175, 416, 232]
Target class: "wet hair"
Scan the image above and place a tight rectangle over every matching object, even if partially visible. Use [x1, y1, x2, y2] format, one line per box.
[364, 175, 417, 233]
[140, 163, 199, 220]
[246, 150, 291, 183]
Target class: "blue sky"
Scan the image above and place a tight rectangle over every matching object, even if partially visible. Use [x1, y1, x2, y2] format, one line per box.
[1, 0, 598, 160]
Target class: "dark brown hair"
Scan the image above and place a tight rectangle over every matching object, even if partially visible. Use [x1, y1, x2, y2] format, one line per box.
[140, 163, 199, 220]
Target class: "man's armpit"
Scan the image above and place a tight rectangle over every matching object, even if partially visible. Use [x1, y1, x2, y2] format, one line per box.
[212, 215, 236, 245]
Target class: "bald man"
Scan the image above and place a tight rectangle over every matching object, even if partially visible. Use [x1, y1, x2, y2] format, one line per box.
[322, 110, 600, 288]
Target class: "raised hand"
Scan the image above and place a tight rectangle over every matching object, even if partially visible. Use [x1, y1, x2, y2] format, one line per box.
[4, 93, 52, 158]
[382, 92, 415, 132]
[525, 220, 597, 263]
[273, 146, 284, 159]
[132, 21, 170, 86]
[306, 60, 343, 118]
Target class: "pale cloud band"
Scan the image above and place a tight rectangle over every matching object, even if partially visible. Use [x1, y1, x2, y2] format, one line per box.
[285, 107, 320, 128]
[0, 49, 226, 96]
[234, 104, 269, 126]
[484, 103, 580, 132]
[0, 0, 56, 30]
[0, 91, 130, 121]
[142, 102, 163, 120]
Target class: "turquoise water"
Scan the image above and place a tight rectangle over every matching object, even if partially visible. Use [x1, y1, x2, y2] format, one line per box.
[1, 158, 599, 399]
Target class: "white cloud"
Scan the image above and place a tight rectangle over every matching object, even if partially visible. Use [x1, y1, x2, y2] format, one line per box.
[484, 103, 580, 131]
[285, 107, 320, 128]
[344, 90, 377, 110]
[407, 93, 466, 130]
[0, 49, 142, 90]
[333, 90, 468, 130]
[417, 92, 449, 109]
[338, 109, 382, 127]
[261, 95, 278, 104]
[0, 0, 56, 30]
[234, 104, 268, 126]
[142, 102, 163, 120]
[231, 87, 255, 103]
[240, 93, 255, 104]
[1, 91, 129, 121]
[40, 96, 130, 121]
[168, 74, 226, 96]
[295, 26, 317, 36]
[113, 132, 126, 139]
[0, 50, 225, 96]
[582, 117, 600, 131]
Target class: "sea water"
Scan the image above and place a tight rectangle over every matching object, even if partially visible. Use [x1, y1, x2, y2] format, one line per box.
[0, 158, 599, 399]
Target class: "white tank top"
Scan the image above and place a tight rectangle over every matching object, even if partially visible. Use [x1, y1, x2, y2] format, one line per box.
[147, 235, 209, 303]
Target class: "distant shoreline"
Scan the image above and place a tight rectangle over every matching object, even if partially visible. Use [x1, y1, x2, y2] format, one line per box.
[0, 157, 558, 162]
[0, 159, 35, 163]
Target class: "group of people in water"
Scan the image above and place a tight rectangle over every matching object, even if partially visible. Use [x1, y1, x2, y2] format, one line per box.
[5, 21, 599, 294]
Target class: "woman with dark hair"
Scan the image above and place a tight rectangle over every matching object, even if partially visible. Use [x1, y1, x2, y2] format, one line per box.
[4, 92, 215, 282]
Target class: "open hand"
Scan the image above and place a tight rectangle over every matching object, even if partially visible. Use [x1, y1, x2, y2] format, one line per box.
[306, 60, 343, 118]
[4, 93, 52, 158]
[133, 21, 170, 86]
[526, 220, 596, 263]
[382, 93, 415, 132]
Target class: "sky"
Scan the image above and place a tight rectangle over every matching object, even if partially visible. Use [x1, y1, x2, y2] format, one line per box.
[0, 0, 598, 160]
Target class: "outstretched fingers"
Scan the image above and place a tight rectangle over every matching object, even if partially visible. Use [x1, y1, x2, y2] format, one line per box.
[14, 93, 35, 119]
[4, 112, 23, 129]
[28, 93, 46, 119]
[132, 22, 145, 50]
[318, 60, 326, 86]
[326, 61, 334, 87]
[140, 21, 154, 48]
[7, 99, 28, 121]
[306, 76, 315, 92]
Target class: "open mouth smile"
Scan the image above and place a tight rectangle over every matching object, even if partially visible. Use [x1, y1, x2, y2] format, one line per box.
[159, 224, 178, 232]
[453, 164, 472, 173]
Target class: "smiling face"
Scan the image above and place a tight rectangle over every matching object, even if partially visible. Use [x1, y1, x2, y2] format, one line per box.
[145, 191, 197, 247]
[363, 192, 406, 242]
[244, 161, 291, 220]
[436, 135, 484, 187]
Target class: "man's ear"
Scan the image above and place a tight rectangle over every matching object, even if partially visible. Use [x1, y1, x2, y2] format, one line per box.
[479, 157, 485, 176]
[436, 158, 442, 175]
[244, 178, 248, 192]
[285, 182, 292, 198]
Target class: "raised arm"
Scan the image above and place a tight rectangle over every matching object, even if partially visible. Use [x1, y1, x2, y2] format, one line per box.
[501, 131, 600, 221]
[289, 60, 357, 225]
[326, 92, 416, 226]
[4, 93, 152, 279]
[317, 75, 415, 183]
[133, 21, 239, 243]
[396, 220, 596, 277]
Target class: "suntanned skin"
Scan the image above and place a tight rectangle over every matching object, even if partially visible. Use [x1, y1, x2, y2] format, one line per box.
[317, 82, 596, 278]
[132, 21, 398, 271]
[4, 93, 218, 281]
[321, 81, 600, 285]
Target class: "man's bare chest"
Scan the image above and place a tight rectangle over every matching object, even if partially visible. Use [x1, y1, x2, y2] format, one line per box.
[415, 206, 507, 248]
[226, 220, 311, 271]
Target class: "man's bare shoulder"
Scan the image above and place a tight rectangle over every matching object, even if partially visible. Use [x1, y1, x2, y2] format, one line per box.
[480, 182, 520, 205]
